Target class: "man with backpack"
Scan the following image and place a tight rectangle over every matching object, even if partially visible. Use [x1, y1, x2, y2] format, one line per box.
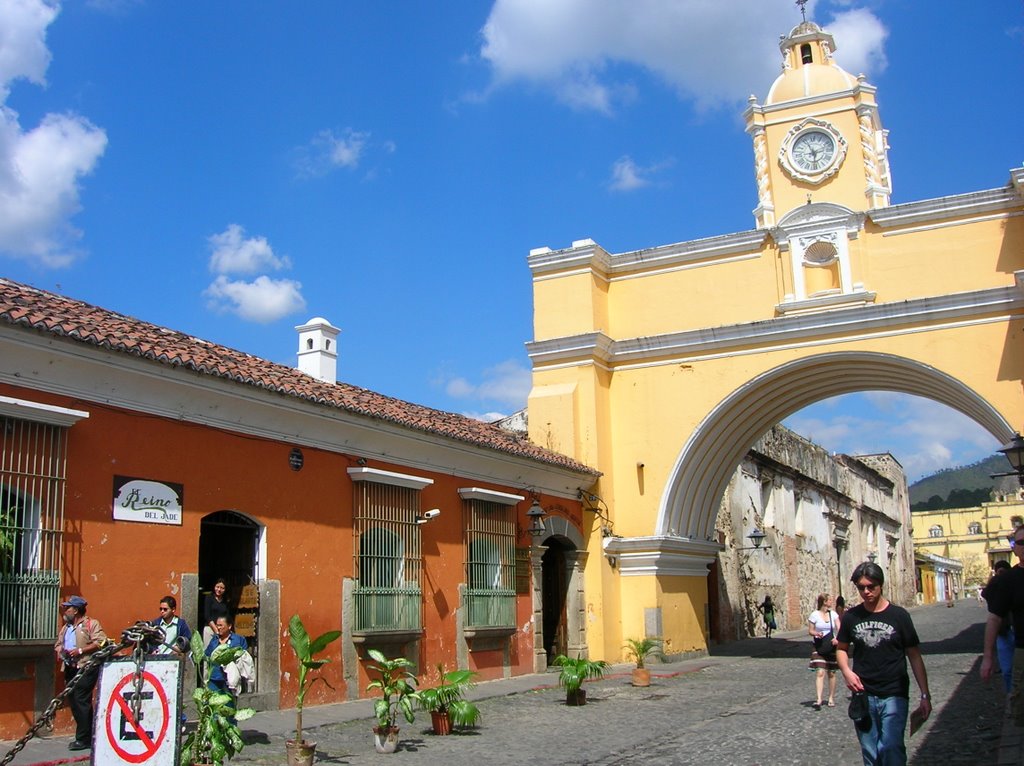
[54, 595, 107, 751]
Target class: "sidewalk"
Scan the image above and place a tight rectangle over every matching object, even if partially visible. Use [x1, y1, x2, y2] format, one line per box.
[2, 613, 1019, 765]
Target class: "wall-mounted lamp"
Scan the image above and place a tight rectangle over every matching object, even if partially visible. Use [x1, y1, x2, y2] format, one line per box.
[416, 508, 441, 525]
[992, 434, 1024, 486]
[736, 528, 770, 552]
[526, 499, 547, 537]
[866, 550, 878, 563]
[289, 448, 304, 471]
[578, 488, 614, 536]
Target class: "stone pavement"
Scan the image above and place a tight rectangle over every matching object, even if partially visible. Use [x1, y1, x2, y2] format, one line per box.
[2, 600, 1019, 765]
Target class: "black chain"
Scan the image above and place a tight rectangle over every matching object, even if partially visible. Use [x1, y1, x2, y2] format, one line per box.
[0, 622, 164, 766]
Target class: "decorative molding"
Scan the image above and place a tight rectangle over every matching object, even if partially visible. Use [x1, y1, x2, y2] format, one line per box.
[603, 535, 722, 577]
[868, 186, 1021, 228]
[347, 467, 433, 490]
[457, 487, 525, 505]
[528, 284, 1024, 369]
[777, 117, 848, 185]
[0, 395, 89, 427]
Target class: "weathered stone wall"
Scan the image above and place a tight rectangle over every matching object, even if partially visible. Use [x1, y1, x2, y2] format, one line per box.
[712, 425, 916, 643]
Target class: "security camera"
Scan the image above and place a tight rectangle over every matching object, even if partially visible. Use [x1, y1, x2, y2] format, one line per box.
[423, 509, 441, 520]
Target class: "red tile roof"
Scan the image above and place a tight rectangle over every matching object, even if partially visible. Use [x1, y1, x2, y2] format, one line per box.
[0, 278, 597, 476]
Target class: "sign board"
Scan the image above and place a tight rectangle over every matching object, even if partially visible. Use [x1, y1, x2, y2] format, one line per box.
[233, 612, 256, 637]
[236, 584, 259, 609]
[112, 476, 183, 526]
[94, 657, 182, 766]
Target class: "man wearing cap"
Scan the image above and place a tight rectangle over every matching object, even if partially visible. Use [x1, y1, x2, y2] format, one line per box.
[54, 595, 107, 751]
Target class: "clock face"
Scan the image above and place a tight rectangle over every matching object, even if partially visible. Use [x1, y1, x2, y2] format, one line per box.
[790, 130, 837, 173]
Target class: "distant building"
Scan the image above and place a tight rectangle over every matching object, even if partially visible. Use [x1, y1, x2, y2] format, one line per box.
[712, 425, 916, 641]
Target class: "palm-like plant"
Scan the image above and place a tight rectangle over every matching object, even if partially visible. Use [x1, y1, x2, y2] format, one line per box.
[624, 637, 662, 669]
[551, 654, 608, 703]
[414, 665, 481, 731]
[365, 648, 417, 732]
[181, 632, 255, 766]
[288, 614, 341, 745]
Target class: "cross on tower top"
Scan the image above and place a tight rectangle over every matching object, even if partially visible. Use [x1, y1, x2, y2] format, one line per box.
[796, 0, 808, 23]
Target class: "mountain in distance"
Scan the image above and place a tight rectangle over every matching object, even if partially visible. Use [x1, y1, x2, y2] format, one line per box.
[909, 453, 1017, 511]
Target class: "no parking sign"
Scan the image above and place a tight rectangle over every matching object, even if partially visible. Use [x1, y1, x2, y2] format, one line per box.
[94, 657, 182, 766]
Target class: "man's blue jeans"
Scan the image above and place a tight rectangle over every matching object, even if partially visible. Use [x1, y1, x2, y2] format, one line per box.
[855, 694, 909, 766]
[996, 627, 1015, 693]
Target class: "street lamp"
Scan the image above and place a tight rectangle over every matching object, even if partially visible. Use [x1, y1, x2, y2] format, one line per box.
[737, 528, 770, 552]
[866, 550, 878, 563]
[526, 499, 546, 538]
[993, 434, 1024, 486]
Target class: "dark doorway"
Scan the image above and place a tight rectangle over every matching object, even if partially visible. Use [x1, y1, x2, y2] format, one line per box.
[541, 540, 571, 664]
[198, 510, 260, 689]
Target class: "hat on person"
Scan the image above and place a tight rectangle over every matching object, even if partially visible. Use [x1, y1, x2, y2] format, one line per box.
[61, 595, 87, 608]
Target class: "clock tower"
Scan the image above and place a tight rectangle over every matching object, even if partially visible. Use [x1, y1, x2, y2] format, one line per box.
[745, 19, 892, 228]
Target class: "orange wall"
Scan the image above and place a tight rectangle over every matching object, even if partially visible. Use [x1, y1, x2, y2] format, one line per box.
[0, 382, 582, 737]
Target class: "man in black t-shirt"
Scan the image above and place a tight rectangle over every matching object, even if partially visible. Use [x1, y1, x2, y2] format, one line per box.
[981, 525, 1024, 721]
[837, 562, 931, 766]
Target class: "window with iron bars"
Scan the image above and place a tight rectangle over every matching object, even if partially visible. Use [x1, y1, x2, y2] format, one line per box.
[352, 482, 422, 634]
[464, 499, 516, 629]
[1, 415, 68, 642]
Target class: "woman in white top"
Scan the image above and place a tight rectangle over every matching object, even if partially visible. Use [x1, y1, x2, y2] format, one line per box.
[807, 592, 840, 708]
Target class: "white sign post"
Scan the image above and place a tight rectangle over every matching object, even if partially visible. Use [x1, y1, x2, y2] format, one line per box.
[93, 657, 182, 766]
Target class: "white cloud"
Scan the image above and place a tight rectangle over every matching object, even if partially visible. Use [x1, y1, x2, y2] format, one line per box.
[207, 223, 290, 275]
[444, 359, 532, 410]
[478, 0, 888, 112]
[293, 128, 377, 178]
[203, 275, 307, 324]
[0, 0, 107, 267]
[607, 155, 671, 192]
[826, 8, 888, 76]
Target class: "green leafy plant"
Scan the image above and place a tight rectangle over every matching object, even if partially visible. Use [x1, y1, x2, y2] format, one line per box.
[288, 614, 342, 745]
[552, 654, 609, 696]
[365, 648, 417, 732]
[414, 665, 481, 728]
[623, 637, 662, 669]
[181, 632, 255, 766]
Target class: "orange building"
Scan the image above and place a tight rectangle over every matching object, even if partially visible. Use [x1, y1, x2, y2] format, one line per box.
[0, 278, 596, 740]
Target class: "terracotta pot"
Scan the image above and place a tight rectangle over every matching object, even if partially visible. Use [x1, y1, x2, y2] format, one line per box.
[565, 688, 587, 706]
[286, 739, 316, 766]
[373, 726, 400, 754]
[631, 667, 651, 687]
[430, 711, 453, 736]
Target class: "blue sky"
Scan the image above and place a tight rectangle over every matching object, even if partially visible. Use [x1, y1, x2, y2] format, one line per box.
[1, 0, 1021, 481]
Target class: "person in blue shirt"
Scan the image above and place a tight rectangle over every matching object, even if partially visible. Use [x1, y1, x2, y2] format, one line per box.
[205, 615, 247, 693]
[150, 595, 192, 655]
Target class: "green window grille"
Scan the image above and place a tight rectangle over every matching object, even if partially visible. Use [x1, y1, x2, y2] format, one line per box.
[1, 416, 68, 642]
[353, 482, 421, 633]
[464, 499, 516, 629]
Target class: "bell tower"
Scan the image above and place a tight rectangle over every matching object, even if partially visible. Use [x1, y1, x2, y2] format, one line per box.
[745, 16, 892, 228]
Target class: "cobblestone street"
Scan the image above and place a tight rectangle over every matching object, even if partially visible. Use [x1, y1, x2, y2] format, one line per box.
[228, 601, 1001, 766]
[2, 601, 1008, 766]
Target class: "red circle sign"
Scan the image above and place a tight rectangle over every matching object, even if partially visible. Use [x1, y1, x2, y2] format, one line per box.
[104, 670, 170, 763]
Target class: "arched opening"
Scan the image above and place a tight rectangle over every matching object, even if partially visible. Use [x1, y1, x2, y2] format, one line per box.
[199, 510, 262, 689]
[659, 352, 1013, 541]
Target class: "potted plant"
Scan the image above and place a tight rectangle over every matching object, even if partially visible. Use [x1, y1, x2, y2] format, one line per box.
[365, 648, 417, 753]
[181, 632, 255, 766]
[414, 664, 481, 735]
[624, 637, 662, 687]
[551, 654, 608, 706]
[286, 614, 342, 766]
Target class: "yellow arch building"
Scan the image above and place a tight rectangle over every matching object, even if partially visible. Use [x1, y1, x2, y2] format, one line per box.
[526, 20, 1024, 660]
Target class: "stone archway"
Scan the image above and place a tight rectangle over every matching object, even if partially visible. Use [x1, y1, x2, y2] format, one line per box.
[529, 515, 588, 669]
[658, 351, 1015, 543]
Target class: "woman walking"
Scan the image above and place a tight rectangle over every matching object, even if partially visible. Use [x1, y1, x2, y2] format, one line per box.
[757, 595, 778, 638]
[808, 593, 840, 709]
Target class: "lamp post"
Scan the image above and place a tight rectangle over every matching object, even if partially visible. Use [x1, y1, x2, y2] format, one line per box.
[994, 434, 1024, 486]
[526, 499, 546, 538]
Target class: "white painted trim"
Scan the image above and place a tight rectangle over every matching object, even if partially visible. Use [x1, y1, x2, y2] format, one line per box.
[879, 209, 1023, 237]
[0, 395, 89, 427]
[869, 187, 1020, 228]
[527, 285, 1024, 369]
[457, 487, 525, 505]
[603, 535, 721, 577]
[347, 467, 433, 490]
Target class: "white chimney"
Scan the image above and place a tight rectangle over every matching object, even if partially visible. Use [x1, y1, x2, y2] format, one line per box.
[295, 317, 340, 384]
